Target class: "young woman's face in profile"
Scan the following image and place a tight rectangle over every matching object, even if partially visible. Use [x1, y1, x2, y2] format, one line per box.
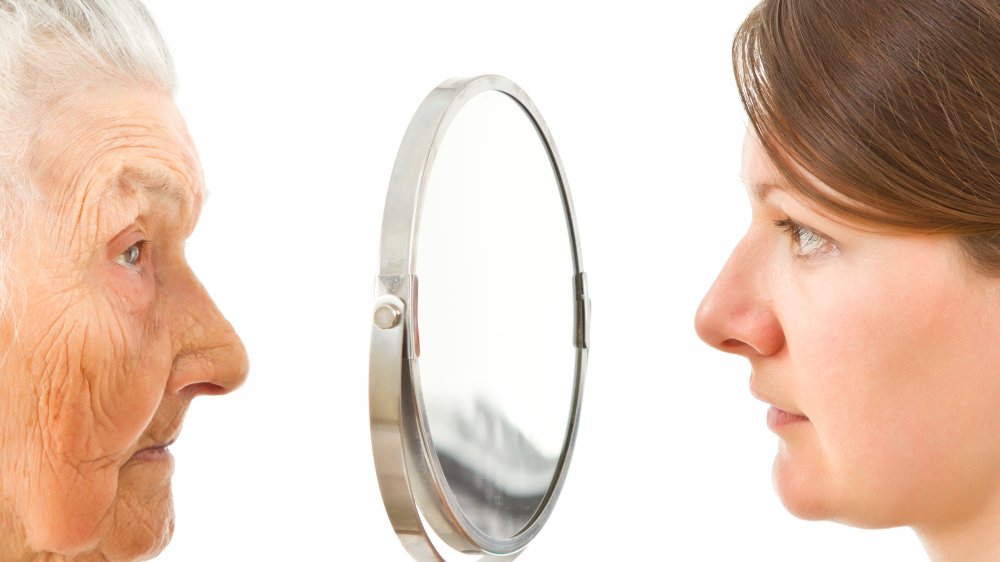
[696, 132, 1000, 533]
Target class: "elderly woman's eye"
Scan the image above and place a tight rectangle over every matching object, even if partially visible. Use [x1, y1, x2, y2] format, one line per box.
[773, 219, 840, 260]
[114, 240, 146, 269]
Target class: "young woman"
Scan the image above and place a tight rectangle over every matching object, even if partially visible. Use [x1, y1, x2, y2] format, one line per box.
[695, 1, 1000, 560]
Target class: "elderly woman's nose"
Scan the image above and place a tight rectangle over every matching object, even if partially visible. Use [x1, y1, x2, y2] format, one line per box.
[165, 273, 249, 397]
[695, 237, 785, 358]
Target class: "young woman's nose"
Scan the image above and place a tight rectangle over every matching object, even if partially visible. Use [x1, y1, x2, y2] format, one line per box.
[695, 234, 785, 358]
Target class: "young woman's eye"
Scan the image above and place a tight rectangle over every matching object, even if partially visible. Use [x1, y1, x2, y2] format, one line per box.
[114, 240, 146, 269]
[773, 219, 840, 260]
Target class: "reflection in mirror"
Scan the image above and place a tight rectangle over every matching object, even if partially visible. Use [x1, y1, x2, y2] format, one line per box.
[416, 90, 575, 539]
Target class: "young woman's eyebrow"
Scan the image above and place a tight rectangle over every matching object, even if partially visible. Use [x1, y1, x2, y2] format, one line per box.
[752, 182, 782, 203]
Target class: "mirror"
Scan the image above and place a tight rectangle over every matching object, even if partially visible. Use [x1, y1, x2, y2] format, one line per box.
[370, 75, 589, 561]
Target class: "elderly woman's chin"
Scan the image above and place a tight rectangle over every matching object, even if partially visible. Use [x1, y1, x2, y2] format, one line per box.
[25, 460, 175, 561]
[96, 462, 176, 561]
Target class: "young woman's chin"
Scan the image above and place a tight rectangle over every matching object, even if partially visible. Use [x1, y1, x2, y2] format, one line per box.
[772, 444, 918, 531]
[771, 439, 835, 523]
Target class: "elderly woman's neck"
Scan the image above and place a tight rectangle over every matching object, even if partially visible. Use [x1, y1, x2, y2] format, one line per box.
[0, 537, 86, 562]
[0, 512, 33, 562]
[0, 509, 60, 562]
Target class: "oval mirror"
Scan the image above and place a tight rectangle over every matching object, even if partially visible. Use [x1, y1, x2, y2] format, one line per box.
[370, 75, 589, 561]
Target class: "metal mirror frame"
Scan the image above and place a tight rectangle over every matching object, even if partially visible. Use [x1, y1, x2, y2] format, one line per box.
[370, 75, 590, 561]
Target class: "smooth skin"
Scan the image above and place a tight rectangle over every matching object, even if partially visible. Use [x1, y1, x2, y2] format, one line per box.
[696, 132, 1000, 562]
[0, 85, 248, 561]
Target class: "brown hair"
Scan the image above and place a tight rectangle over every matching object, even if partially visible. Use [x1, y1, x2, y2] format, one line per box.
[734, 0, 1000, 271]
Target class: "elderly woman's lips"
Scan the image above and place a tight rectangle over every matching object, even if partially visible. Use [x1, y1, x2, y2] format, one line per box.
[130, 440, 175, 462]
[130, 446, 171, 462]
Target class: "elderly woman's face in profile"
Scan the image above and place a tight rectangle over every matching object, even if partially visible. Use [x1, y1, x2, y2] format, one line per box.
[0, 86, 247, 560]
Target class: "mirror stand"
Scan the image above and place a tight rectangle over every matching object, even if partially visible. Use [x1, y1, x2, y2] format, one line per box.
[370, 75, 590, 562]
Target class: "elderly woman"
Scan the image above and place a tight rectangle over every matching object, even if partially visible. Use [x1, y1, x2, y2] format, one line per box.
[0, 1, 248, 560]
[696, 0, 1000, 560]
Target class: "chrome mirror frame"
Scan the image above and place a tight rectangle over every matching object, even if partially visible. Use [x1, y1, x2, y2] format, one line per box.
[369, 75, 590, 561]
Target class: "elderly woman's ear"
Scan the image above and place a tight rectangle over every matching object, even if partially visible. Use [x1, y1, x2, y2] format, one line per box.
[0, 2, 248, 561]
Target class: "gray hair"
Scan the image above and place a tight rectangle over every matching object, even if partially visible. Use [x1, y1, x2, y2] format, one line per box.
[0, 0, 175, 317]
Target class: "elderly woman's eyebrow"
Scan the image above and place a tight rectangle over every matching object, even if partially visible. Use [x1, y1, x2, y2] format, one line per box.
[115, 167, 194, 206]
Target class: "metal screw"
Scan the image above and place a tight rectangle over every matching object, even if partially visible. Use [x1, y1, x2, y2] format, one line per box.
[374, 303, 402, 329]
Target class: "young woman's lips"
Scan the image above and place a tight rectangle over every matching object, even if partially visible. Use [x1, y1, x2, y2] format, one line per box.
[767, 406, 809, 431]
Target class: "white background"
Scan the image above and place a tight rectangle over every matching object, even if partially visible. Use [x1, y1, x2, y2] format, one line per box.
[142, 1, 927, 560]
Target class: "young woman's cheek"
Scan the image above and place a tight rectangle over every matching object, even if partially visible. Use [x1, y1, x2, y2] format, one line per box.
[785, 242, 946, 434]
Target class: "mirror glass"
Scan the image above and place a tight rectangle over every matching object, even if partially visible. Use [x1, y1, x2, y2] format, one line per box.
[416, 90, 575, 539]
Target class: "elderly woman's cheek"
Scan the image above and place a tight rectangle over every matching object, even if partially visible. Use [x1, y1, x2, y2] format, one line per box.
[93, 265, 164, 433]
[19, 316, 121, 551]
[20, 294, 166, 551]
[105, 261, 156, 315]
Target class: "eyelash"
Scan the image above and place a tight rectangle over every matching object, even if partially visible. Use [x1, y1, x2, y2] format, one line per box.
[773, 218, 838, 261]
[115, 240, 148, 271]
[774, 218, 807, 242]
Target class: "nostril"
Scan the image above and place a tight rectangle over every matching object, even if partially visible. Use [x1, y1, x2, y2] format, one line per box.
[721, 338, 749, 351]
[167, 345, 248, 396]
[181, 382, 228, 397]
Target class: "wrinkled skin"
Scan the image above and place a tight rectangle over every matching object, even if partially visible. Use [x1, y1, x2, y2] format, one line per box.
[0, 86, 248, 561]
[696, 132, 1000, 561]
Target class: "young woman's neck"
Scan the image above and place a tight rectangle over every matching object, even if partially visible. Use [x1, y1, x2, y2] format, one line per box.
[917, 501, 1000, 562]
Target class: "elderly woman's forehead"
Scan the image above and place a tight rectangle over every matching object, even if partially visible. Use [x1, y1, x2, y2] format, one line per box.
[28, 89, 205, 203]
